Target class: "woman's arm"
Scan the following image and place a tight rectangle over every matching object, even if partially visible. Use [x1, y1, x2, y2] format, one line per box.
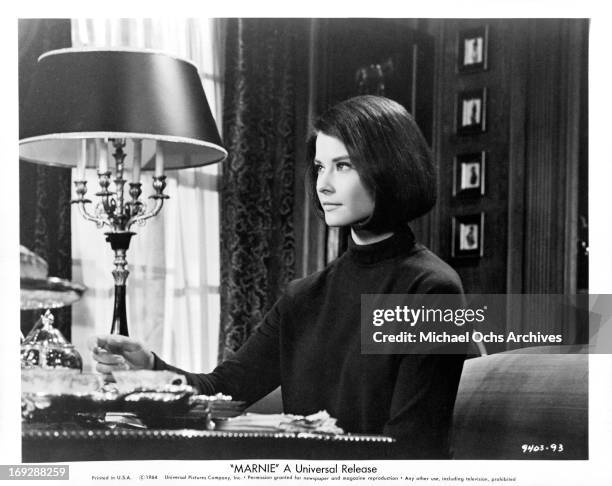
[382, 269, 467, 458]
[383, 353, 465, 458]
[153, 298, 283, 405]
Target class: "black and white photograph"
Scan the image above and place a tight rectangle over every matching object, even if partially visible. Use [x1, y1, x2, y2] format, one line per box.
[457, 88, 487, 134]
[454, 151, 486, 196]
[452, 213, 484, 257]
[2, 10, 612, 486]
[458, 25, 489, 72]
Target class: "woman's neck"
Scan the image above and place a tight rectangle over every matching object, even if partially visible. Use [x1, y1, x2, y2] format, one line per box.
[350, 227, 394, 246]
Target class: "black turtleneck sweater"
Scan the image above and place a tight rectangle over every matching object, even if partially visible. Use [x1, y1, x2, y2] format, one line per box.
[154, 228, 465, 458]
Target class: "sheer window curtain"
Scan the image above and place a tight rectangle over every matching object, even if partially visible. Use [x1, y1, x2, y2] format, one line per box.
[70, 19, 225, 373]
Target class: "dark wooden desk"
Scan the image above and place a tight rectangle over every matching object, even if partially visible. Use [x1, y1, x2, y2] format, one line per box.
[22, 424, 398, 462]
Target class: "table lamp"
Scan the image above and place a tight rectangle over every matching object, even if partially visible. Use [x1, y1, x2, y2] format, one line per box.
[19, 48, 227, 336]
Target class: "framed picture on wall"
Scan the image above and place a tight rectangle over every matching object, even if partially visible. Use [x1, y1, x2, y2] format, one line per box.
[453, 151, 486, 197]
[456, 88, 487, 134]
[457, 25, 489, 73]
[452, 213, 485, 258]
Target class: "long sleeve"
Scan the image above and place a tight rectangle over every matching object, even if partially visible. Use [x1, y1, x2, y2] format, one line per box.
[383, 354, 465, 458]
[153, 296, 283, 405]
[380, 260, 467, 458]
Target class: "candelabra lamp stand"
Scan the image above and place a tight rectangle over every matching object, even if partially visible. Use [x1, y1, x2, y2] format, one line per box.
[71, 139, 169, 336]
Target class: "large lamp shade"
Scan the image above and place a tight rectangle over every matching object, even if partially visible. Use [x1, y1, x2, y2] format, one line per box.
[18, 47, 226, 337]
[19, 48, 227, 169]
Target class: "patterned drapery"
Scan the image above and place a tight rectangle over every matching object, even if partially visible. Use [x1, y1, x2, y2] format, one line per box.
[219, 19, 304, 360]
[19, 19, 73, 339]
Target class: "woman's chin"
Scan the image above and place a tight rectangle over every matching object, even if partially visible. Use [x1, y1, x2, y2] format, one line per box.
[325, 215, 369, 228]
[324, 216, 353, 227]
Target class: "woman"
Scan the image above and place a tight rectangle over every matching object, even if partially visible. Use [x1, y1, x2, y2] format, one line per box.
[91, 95, 466, 458]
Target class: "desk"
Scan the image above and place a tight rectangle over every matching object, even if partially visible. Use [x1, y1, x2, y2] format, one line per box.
[22, 424, 398, 462]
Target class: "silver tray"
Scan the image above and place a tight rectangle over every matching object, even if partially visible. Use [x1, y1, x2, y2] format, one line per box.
[22, 385, 197, 425]
[21, 277, 86, 310]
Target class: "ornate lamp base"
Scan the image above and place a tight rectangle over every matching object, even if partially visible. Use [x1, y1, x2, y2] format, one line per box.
[105, 232, 135, 336]
[71, 139, 170, 337]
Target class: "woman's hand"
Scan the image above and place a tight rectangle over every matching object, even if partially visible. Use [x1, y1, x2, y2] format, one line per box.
[88, 335, 155, 381]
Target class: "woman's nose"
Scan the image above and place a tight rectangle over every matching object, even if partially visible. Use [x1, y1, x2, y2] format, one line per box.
[317, 169, 334, 194]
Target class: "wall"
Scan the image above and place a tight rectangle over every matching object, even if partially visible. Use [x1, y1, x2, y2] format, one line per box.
[424, 19, 588, 297]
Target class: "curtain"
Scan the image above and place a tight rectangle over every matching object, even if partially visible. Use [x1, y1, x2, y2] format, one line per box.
[19, 19, 73, 339]
[219, 19, 306, 360]
[70, 19, 225, 372]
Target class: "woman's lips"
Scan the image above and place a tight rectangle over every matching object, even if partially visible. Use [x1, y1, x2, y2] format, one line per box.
[322, 203, 342, 211]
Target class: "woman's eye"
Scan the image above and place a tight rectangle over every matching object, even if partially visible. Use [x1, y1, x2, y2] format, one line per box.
[336, 161, 352, 171]
[314, 164, 324, 173]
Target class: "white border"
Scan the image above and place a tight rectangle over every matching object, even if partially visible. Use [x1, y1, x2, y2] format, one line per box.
[3, 3, 612, 486]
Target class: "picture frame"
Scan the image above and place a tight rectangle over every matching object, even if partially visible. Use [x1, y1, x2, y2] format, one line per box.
[453, 151, 486, 197]
[457, 25, 489, 73]
[456, 88, 487, 135]
[452, 213, 485, 258]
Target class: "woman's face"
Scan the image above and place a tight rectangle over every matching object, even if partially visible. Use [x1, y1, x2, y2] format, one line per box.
[314, 132, 375, 227]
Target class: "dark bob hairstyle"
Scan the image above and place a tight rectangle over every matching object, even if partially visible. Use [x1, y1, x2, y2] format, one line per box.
[306, 95, 437, 233]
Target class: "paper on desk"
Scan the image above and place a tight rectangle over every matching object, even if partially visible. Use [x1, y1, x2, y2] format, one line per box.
[214, 410, 344, 434]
